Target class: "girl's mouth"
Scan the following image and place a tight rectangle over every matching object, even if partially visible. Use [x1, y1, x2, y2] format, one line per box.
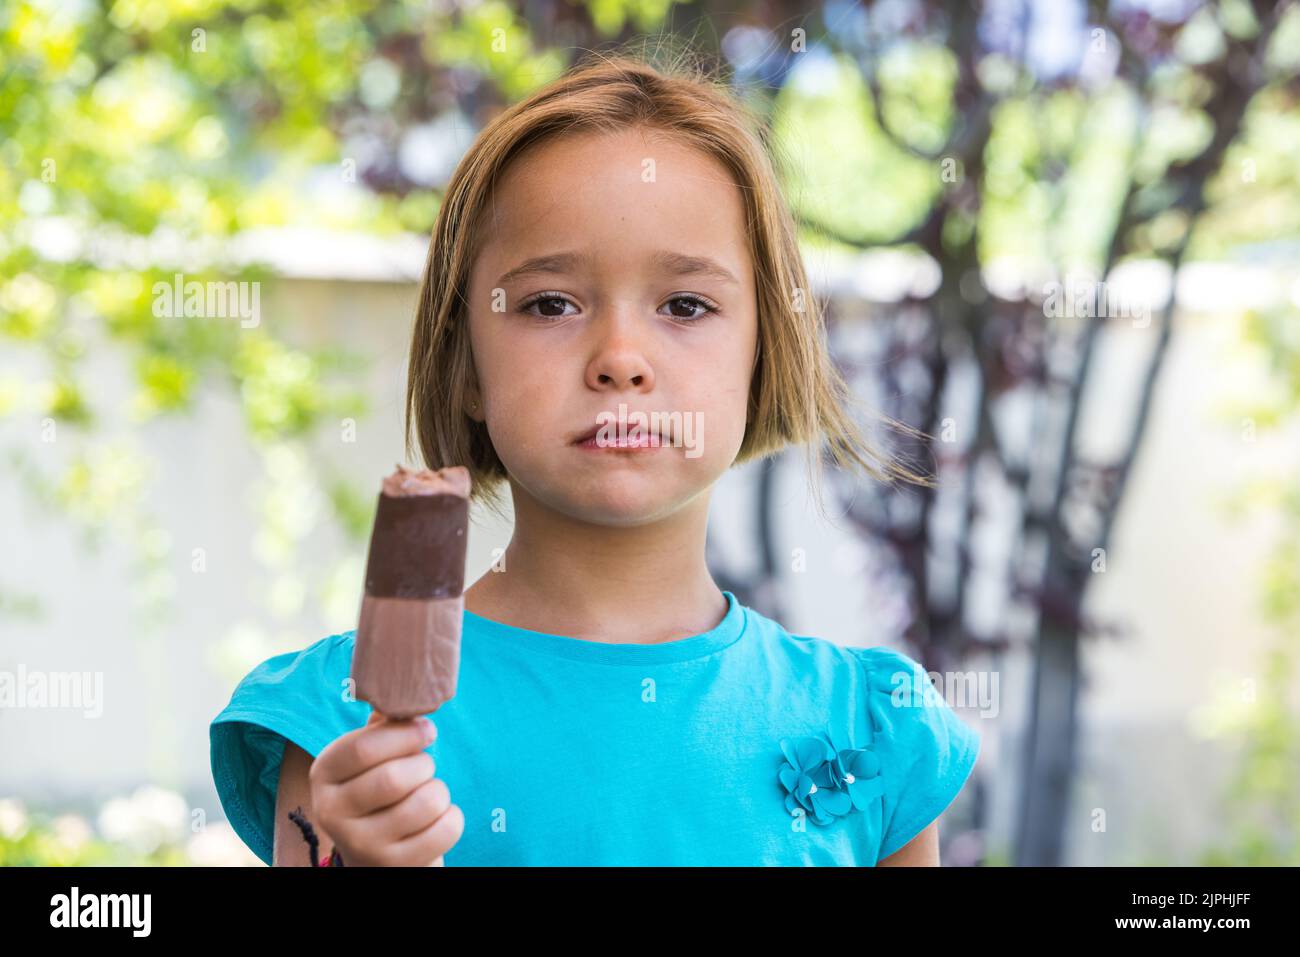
[573, 431, 667, 451]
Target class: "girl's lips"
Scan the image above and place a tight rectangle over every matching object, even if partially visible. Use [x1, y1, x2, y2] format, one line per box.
[574, 432, 666, 451]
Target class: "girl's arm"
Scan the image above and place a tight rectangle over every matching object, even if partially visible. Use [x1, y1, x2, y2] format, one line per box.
[272, 740, 338, 866]
[876, 822, 940, 866]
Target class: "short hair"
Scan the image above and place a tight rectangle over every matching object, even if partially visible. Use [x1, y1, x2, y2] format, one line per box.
[406, 45, 929, 523]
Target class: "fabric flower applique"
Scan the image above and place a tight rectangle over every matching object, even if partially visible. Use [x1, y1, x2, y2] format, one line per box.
[778, 720, 885, 826]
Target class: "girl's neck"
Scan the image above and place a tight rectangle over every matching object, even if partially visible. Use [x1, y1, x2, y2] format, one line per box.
[463, 489, 726, 646]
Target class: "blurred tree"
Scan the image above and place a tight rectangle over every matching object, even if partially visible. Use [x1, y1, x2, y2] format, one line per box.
[758, 0, 1300, 865]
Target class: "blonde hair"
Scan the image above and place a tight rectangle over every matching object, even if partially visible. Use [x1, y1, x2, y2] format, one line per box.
[406, 44, 932, 524]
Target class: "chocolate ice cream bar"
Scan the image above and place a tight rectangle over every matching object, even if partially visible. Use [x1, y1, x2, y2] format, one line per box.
[351, 464, 470, 720]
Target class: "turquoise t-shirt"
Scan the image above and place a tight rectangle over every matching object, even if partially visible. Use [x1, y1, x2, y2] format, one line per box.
[210, 590, 980, 866]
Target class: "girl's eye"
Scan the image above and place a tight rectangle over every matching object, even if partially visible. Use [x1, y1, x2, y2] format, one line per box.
[516, 293, 720, 322]
[661, 295, 719, 322]
[518, 294, 577, 320]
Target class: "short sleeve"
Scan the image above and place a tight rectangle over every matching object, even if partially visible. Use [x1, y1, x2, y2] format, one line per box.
[209, 631, 369, 866]
[849, 646, 981, 862]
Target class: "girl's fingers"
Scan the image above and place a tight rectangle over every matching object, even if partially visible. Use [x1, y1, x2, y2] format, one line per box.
[383, 799, 464, 867]
[357, 776, 453, 844]
[342, 779, 455, 864]
[334, 750, 437, 818]
[318, 714, 436, 783]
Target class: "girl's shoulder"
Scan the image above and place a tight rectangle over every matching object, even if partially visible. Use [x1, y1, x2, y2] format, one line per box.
[766, 619, 980, 760]
[209, 630, 367, 866]
[747, 608, 982, 860]
[746, 604, 960, 699]
[841, 642, 983, 859]
[211, 629, 363, 747]
[745, 604, 941, 692]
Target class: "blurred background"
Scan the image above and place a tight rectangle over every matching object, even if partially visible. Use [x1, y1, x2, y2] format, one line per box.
[2, 0, 1298, 866]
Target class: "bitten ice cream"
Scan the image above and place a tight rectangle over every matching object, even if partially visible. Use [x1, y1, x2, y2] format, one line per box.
[350, 464, 471, 720]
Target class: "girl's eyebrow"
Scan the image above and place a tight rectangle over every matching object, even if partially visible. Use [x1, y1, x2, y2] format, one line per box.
[496, 252, 589, 286]
[496, 250, 740, 286]
[653, 251, 740, 286]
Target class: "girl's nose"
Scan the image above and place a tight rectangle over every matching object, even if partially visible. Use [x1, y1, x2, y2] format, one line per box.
[584, 312, 655, 392]
[586, 345, 654, 392]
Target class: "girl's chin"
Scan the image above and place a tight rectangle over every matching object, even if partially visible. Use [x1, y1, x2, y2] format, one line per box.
[549, 484, 694, 526]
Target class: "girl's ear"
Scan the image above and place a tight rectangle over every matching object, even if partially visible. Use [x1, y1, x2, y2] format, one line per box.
[464, 387, 483, 423]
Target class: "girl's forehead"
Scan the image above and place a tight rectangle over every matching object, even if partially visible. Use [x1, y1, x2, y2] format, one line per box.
[477, 135, 750, 269]
[496, 127, 738, 203]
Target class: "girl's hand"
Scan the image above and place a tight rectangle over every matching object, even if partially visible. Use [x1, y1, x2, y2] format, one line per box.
[308, 711, 465, 866]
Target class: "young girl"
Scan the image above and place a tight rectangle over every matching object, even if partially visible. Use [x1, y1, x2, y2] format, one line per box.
[210, 51, 980, 867]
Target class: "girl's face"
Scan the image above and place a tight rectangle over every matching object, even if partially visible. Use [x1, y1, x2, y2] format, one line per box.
[465, 127, 759, 526]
